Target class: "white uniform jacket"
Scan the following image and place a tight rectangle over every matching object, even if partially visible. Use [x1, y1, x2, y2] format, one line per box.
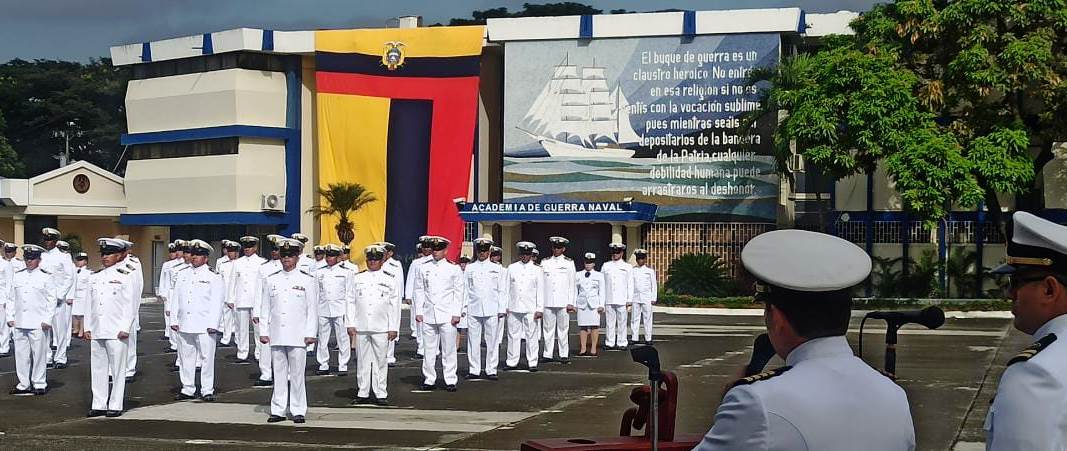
[384, 258, 404, 295]
[0, 258, 12, 306]
[82, 264, 138, 339]
[228, 254, 267, 309]
[297, 255, 316, 273]
[316, 263, 354, 318]
[405, 255, 432, 300]
[541, 255, 577, 308]
[172, 264, 225, 333]
[601, 259, 633, 306]
[7, 267, 57, 328]
[156, 257, 182, 298]
[122, 256, 144, 309]
[464, 259, 506, 318]
[164, 263, 190, 314]
[258, 267, 318, 347]
[985, 314, 1067, 450]
[631, 265, 657, 304]
[346, 268, 401, 333]
[69, 266, 93, 316]
[41, 247, 75, 300]
[696, 335, 916, 451]
[413, 258, 464, 325]
[503, 260, 544, 314]
[576, 269, 605, 310]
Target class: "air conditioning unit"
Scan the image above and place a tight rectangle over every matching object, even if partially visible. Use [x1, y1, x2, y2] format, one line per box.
[261, 193, 286, 212]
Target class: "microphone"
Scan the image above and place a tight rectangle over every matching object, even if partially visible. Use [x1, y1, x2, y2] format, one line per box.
[744, 334, 776, 376]
[865, 306, 945, 329]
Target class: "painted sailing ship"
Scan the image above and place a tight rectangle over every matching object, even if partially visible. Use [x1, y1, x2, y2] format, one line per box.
[515, 56, 642, 158]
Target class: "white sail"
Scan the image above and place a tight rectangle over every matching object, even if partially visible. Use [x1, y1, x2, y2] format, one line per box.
[615, 87, 643, 145]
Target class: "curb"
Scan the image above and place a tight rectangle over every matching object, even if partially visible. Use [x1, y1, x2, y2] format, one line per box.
[652, 305, 1013, 319]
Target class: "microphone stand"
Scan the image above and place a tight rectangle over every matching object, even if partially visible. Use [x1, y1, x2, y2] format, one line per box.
[884, 321, 900, 378]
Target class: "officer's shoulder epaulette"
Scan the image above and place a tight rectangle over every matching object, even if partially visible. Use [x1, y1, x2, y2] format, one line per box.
[126, 263, 136, 270]
[116, 267, 129, 275]
[15, 268, 26, 273]
[268, 269, 283, 277]
[299, 270, 311, 276]
[731, 366, 792, 388]
[1008, 333, 1057, 366]
[262, 260, 272, 265]
[208, 266, 218, 274]
[383, 270, 394, 277]
[358, 269, 367, 274]
[39, 268, 51, 275]
[176, 265, 190, 272]
[564, 256, 572, 261]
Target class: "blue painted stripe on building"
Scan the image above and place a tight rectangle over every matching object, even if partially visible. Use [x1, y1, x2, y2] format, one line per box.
[141, 42, 152, 62]
[579, 15, 593, 38]
[120, 212, 289, 226]
[280, 55, 302, 236]
[797, 10, 807, 33]
[202, 33, 213, 55]
[121, 125, 293, 145]
[262, 29, 275, 51]
[682, 11, 697, 37]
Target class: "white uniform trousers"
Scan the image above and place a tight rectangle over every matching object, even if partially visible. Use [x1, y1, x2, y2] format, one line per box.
[494, 315, 505, 349]
[506, 312, 539, 368]
[13, 328, 48, 389]
[235, 308, 252, 359]
[52, 302, 72, 364]
[421, 322, 458, 386]
[604, 305, 628, 347]
[541, 307, 569, 359]
[219, 306, 236, 345]
[630, 303, 653, 342]
[125, 316, 139, 377]
[254, 320, 272, 381]
[90, 338, 128, 411]
[467, 316, 499, 376]
[316, 316, 350, 371]
[270, 345, 308, 417]
[0, 305, 10, 354]
[163, 308, 178, 350]
[355, 332, 389, 399]
[177, 331, 217, 396]
[387, 338, 397, 364]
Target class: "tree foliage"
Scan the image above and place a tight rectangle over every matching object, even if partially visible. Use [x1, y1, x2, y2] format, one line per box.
[0, 110, 24, 177]
[664, 253, 738, 298]
[307, 182, 378, 245]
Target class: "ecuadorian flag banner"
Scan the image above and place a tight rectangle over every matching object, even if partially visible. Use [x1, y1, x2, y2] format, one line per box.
[315, 26, 484, 263]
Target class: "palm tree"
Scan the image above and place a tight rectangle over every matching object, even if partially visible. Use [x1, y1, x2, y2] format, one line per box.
[306, 182, 378, 246]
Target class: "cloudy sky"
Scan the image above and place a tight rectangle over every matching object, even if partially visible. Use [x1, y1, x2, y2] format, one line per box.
[0, 0, 880, 62]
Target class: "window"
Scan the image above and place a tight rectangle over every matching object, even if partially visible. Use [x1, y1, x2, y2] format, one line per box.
[129, 138, 239, 160]
[130, 52, 289, 80]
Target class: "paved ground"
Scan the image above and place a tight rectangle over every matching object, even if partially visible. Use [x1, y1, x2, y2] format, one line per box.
[0, 303, 1024, 450]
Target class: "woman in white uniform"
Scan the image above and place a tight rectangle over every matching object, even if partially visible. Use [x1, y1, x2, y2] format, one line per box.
[575, 253, 605, 357]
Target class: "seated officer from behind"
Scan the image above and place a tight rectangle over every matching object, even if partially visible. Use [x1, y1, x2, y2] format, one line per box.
[695, 229, 915, 451]
[985, 211, 1067, 450]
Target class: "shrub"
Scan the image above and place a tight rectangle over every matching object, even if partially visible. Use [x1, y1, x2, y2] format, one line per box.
[664, 253, 739, 297]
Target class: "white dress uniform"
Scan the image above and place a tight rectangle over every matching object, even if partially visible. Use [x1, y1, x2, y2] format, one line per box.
[41, 247, 74, 363]
[503, 260, 544, 369]
[121, 255, 144, 377]
[696, 336, 916, 450]
[7, 265, 56, 391]
[313, 259, 328, 272]
[406, 254, 433, 351]
[347, 267, 401, 399]
[69, 265, 93, 317]
[253, 258, 282, 380]
[258, 266, 318, 418]
[315, 263, 353, 372]
[172, 263, 225, 397]
[0, 256, 13, 355]
[157, 256, 184, 350]
[228, 253, 267, 362]
[83, 261, 138, 412]
[576, 269, 605, 327]
[166, 262, 191, 368]
[9, 256, 26, 272]
[630, 264, 657, 343]
[383, 257, 404, 365]
[464, 258, 506, 376]
[298, 255, 316, 274]
[541, 254, 576, 360]
[215, 255, 236, 345]
[413, 257, 464, 386]
[601, 258, 633, 348]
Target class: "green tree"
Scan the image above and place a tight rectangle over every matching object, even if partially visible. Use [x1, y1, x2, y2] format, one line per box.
[307, 182, 378, 246]
[664, 253, 738, 297]
[0, 110, 24, 177]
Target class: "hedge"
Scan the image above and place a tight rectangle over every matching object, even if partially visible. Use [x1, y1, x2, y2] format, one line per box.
[656, 292, 1011, 311]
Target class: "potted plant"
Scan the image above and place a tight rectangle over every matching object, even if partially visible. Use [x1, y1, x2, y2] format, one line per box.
[306, 182, 378, 246]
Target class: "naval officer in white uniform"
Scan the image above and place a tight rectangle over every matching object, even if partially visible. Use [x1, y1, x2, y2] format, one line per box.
[82, 238, 139, 417]
[463, 238, 505, 379]
[985, 211, 1067, 450]
[170, 240, 225, 402]
[413, 236, 464, 392]
[541, 236, 575, 363]
[347, 244, 401, 404]
[694, 229, 915, 451]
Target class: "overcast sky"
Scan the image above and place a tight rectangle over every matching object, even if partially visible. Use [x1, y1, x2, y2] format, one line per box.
[0, 0, 880, 63]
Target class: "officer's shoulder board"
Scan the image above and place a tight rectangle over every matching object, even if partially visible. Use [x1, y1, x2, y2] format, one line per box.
[731, 366, 792, 388]
[261, 260, 272, 265]
[268, 269, 283, 277]
[383, 270, 394, 277]
[207, 265, 218, 274]
[564, 256, 572, 261]
[358, 269, 367, 274]
[299, 269, 311, 277]
[117, 267, 129, 275]
[1008, 333, 1057, 366]
[15, 267, 25, 273]
[126, 263, 136, 270]
[39, 268, 51, 275]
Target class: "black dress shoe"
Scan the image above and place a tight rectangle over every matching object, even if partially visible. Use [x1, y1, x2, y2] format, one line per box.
[234, 359, 250, 365]
[464, 373, 481, 380]
[558, 357, 571, 364]
[105, 410, 122, 418]
[527, 367, 538, 373]
[315, 369, 331, 376]
[175, 392, 197, 401]
[168, 365, 179, 372]
[335, 371, 348, 377]
[445, 385, 457, 392]
[87, 409, 106, 417]
[353, 396, 371, 405]
[9, 387, 33, 396]
[125, 376, 137, 383]
[33, 388, 46, 395]
[418, 383, 436, 391]
[54, 362, 68, 369]
[201, 394, 216, 402]
[164, 348, 177, 353]
[503, 365, 519, 371]
[486, 374, 499, 381]
[293, 415, 306, 424]
[542, 357, 555, 363]
[253, 379, 273, 387]
[46, 362, 55, 369]
[374, 398, 389, 406]
[158, 336, 170, 341]
[267, 415, 285, 423]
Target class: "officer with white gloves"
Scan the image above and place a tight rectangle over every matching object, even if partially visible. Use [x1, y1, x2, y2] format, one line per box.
[985, 212, 1067, 450]
[541, 236, 576, 363]
[601, 242, 632, 351]
[82, 238, 139, 417]
[405, 237, 434, 357]
[258, 238, 318, 424]
[171, 240, 225, 402]
[629, 249, 657, 345]
[694, 230, 915, 451]
[314, 244, 353, 375]
[228, 237, 267, 372]
[374, 241, 404, 366]
[463, 238, 506, 380]
[413, 236, 464, 392]
[576, 253, 605, 357]
[346, 244, 401, 405]
[503, 242, 544, 372]
[6, 245, 55, 396]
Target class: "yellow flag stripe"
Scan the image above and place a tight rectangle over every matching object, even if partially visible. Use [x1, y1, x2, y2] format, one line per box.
[315, 26, 485, 57]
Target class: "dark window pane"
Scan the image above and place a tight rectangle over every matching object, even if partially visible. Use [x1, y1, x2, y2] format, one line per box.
[129, 137, 240, 161]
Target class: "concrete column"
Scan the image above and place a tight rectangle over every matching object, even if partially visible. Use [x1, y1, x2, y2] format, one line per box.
[481, 222, 494, 240]
[610, 224, 623, 244]
[625, 224, 642, 264]
[12, 214, 25, 247]
[500, 222, 520, 263]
